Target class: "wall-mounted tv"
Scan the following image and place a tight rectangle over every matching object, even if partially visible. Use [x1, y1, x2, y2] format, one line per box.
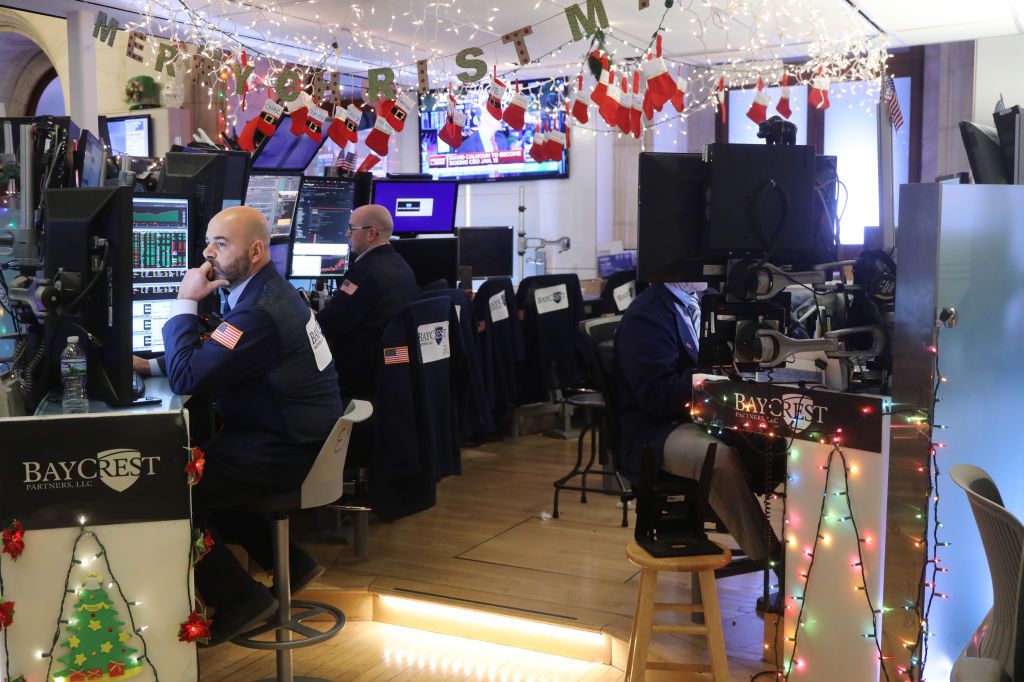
[418, 77, 569, 183]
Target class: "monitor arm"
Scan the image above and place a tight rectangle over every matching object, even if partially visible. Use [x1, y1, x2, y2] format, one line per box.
[727, 260, 856, 301]
[753, 325, 888, 367]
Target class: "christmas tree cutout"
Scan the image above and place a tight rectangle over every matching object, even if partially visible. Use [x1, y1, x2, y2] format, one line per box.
[52, 573, 144, 681]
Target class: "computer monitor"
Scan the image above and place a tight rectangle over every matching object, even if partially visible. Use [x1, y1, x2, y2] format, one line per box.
[106, 114, 152, 157]
[288, 176, 355, 278]
[392, 236, 459, 288]
[371, 179, 459, 235]
[993, 105, 1023, 184]
[245, 173, 303, 238]
[960, 121, 1007, 185]
[457, 226, 513, 278]
[172, 145, 251, 209]
[159, 151, 226, 263]
[131, 195, 190, 355]
[269, 240, 290, 277]
[44, 186, 135, 406]
[77, 129, 106, 187]
[250, 114, 327, 173]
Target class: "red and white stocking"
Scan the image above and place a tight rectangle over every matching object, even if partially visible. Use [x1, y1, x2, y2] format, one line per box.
[256, 99, 284, 137]
[642, 35, 678, 112]
[630, 71, 643, 139]
[238, 116, 261, 152]
[288, 92, 312, 136]
[671, 73, 686, 113]
[357, 154, 381, 172]
[808, 69, 830, 110]
[571, 75, 589, 124]
[776, 73, 793, 119]
[716, 77, 727, 123]
[343, 104, 363, 144]
[529, 125, 547, 163]
[616, 75, 632, 134]
[502, 87, 529, 131]
[599, 70, 621, 127]
[486, 74, 507, 120]
[591, 54, 610, 108]
[365, 117, 395, 156]
[438, 96, 466, 149]
[384, 91, 414, 132]
[745, 79, 771, 125]
[327, 107, 350, 149]
[303, 104, 328, 141]
[544, 128, 565, 161]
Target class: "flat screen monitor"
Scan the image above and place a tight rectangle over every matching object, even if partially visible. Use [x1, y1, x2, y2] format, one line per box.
[159, 151, 226, 264]
[960, 121, 1007, 184]
[130, 195, 190, 354]
[77, 129, 106, 187]
[392, 237, 459, 288]
[288, 176, 355, 278]
[457, 226, 513, 278]
[251, 114, 327, 172]
[418, 77, 570, 183]
[245, 173, 302, 238]
[372, 179, 458, 235]
[269, 240, 290, 277]
[106, 114, 152, 157]
[993, 105, 1022, 184]
[173, 145, 251, 208]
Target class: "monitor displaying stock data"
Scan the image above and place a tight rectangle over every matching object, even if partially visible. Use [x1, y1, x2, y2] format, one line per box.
[131, 196, 190, 354]
[288, 176, 355, 278]
[245, 174, 302, 238]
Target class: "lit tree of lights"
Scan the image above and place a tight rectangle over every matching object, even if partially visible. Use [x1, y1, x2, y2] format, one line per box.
[52, 573, 143, 682]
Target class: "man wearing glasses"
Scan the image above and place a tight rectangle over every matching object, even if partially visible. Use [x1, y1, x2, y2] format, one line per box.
[318, 203, 418, 404]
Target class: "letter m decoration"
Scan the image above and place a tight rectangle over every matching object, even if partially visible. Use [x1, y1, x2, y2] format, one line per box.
[564, 0, 609, 42]
[93, 12, 120, 47]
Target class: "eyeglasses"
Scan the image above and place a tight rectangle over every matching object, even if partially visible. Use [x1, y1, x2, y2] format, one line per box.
[346, 225, 374, 233]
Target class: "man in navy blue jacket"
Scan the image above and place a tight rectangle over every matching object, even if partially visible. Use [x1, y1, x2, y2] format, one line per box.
[615, 281, 779, 567]
[135, 206, 342, 644]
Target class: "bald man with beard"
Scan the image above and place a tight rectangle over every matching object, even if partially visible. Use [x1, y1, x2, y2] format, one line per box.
[134, 206, 343, 645]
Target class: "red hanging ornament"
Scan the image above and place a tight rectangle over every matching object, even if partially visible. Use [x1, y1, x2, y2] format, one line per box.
[642, 34, 678, 112]
[529, 123, 547, 163]
[629, 71, 643, 139]
[808, 67, 830, 110]
[746, 78, 771, 124]
[178, 609, 213, 644]
[255, 98, 284, 138]
[671, 66, 686, 113]
[777, 73, 793, 119]
[599, 69, 622, 127]
[544, 124, 566, 161]
[616, 74, 632, 134]
[0, 599, 14, 630]
[357, 154, 381, 173]
[366, 116, 396, 156]
[486, 67, 506, 121]
[288, 92, 312, 136]
[192, 527, 214, 564]
[2, 519, 25, 560]
[326, 105, 350, 150]
[570, 74, 589, 125]
[590, 54, 610, 109]
[185, 447, 205, 486]
[438, 92, 467, 150]
[716, 77, 727, 123]
[502, 81, 529, 131]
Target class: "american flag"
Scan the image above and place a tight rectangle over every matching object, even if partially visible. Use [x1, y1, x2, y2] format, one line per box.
[995, 94, 1008, 115]
[334, 151, 357, 173]
[211, 322, 243, 349]
[383, 346, 410, 365]
[881, 74, 904, 132]
[340, 279, 359, 295]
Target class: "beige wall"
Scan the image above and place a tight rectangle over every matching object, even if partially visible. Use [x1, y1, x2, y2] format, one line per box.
[0, 10, 69, 113]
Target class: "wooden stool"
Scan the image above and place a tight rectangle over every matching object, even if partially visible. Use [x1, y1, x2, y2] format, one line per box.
[625, 541, 733, 681]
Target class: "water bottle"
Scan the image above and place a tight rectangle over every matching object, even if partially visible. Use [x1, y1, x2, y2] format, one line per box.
[60, 336, 88, 414]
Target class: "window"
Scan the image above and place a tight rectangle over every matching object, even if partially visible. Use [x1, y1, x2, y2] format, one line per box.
[727, 85, 809, 146]
[27, 68, 64, 117]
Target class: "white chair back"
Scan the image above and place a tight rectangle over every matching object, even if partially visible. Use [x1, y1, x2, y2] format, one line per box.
[300, 400, 373, 509]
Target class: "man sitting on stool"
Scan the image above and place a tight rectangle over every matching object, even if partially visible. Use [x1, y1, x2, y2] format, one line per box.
[615, 281, 781, 590]
[134, 206, 343, 644]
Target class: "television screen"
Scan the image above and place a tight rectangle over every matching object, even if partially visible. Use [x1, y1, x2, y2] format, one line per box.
[107, 115, 152, 157]
[418, 78, 569, 183]
[372, 179, 458, 235]
[288, 176, 355, 278]
[251, 114, 328, 172]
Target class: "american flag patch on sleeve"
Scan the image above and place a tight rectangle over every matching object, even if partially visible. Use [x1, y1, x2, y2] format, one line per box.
[210, 322, 244, 349]
[383, 346, 410, 365]
[340, 279, 359, 295]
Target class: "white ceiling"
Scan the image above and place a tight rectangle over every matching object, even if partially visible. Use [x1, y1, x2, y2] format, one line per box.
[10, 0, 1024, 73]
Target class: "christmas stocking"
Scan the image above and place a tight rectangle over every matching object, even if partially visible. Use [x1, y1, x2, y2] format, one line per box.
[642, 86, 654, 122]
[439, 104, 466, 149]
[571, 76, 589, 124]
[529, 125, 547, 163]
[746, 79, 771, 125]
[642, 35, 678, 112]
[776, 74, 793, 119]
[716, 77, 727, 123]
[544, 128, 565, 161]
[502, 89, 529, 131]
[616, 76, 632, 134]
[365, 117, 395, 156]
[487, 76, 507, 120]
[384, 91, 415, 132]
[238, 115, 261, 152]
[288, 92, 312, 136]
[327, 109, 350, 149]
[343, 104, 363, 144]
[599, 70, 621, 127]
[591, 55, 610, 108]
[357, 154, 381, 172]
[303, 104, 328, 142]
[629, 71, 643, 139]
[256, 99, 284, 137]
[671, 75, 686, 113]
[808, 69, 830, 110]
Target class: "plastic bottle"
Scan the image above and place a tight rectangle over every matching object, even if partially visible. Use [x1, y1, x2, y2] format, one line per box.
[60, 336, 88, 414]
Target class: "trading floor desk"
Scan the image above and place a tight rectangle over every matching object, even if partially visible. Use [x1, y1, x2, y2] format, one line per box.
[0, 380, 197, 682]
[691, 374, 891, 682]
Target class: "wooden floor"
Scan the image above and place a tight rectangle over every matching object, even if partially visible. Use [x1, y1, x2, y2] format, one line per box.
[199, 433, 781, 680]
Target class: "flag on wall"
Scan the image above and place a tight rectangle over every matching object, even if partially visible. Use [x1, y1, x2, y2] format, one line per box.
[881, 74, 904, 132]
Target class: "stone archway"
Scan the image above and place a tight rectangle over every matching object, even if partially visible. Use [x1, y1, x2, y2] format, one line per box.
[0, 9, 70, 116]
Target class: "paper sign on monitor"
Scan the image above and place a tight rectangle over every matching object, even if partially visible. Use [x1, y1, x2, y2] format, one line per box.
[396, 198, 434, 217]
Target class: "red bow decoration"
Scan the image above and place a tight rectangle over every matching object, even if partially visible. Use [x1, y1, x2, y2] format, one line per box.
[178, 608, 213, 644]
[185, 447, 205, 486]
[2, 519, 25, 561]
[192, 528, 214, 564]
[0, 600, 14, 630]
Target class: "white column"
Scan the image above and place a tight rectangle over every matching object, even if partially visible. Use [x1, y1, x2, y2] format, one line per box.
[65, 10, 99, 134]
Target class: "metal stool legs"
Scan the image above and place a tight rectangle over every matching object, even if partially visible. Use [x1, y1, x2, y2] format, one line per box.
[552, 409, 632, 527]
[233, 513, 347, 682]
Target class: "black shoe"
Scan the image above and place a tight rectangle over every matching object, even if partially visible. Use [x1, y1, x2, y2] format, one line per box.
[203, 587, 278, 647]
[756, 590, 782, 614]
[285, 561, 325, 595]
[272, 548, 324, 595]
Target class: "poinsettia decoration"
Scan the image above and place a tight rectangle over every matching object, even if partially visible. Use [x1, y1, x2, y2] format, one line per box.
[0, 599, 14, 630]
[178, 608, 212, 644]
[1, 519, 25, 560]
[192, 528, 214, 564]
[185, 446, 205, 486]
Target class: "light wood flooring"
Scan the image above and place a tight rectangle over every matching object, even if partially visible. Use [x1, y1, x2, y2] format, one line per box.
[199, 433, 781, 680]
